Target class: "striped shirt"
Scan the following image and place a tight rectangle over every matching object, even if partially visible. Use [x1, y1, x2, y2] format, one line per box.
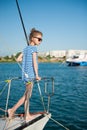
[22, 45, 38, 82]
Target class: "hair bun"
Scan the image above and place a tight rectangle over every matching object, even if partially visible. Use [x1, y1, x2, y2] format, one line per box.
[29, 28, 43, 41]
[31, 28, 36, 33]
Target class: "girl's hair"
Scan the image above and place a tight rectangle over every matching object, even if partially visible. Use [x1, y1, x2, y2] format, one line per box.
[29, 28, 43, 41]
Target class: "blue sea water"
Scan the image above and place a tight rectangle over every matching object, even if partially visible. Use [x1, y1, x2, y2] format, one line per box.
[0, 62, 87, 130]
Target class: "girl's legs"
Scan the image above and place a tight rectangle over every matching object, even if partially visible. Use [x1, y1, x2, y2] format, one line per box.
[8, 82, 33, 120]
[8, 95, 26, 118]
[24, 82, 33, 120]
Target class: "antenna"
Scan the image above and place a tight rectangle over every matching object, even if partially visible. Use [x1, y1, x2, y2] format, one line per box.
[16, 0, 29, 45]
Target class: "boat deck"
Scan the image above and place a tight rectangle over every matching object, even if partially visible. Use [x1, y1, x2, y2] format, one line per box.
[0, 113, 51, 130]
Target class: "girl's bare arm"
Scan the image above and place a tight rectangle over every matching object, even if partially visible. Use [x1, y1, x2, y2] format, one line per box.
[32, 52, 41, 80]
[16, 53, 23, 62]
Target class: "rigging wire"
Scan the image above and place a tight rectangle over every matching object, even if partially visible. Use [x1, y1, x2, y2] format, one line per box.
[0, 82, 8, 96]
[12, 55, 29, 78]
[45, 113, 70, 130]
[0, 34, 29, 79]
[37, 82, 46, 112]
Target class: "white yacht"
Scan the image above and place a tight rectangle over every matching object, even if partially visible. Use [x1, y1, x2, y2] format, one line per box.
[66, 54, 87, 66]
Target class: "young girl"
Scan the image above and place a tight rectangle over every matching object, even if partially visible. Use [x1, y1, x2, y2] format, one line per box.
[8, 28, 43, 121]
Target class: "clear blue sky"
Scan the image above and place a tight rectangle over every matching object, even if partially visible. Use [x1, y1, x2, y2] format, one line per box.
[0, 0, 87, 56]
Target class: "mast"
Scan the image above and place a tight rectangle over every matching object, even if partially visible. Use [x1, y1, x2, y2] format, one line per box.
[16, 0, 29, 45]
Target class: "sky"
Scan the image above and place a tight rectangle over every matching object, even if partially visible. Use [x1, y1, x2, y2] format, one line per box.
[0, 0, 87, 56]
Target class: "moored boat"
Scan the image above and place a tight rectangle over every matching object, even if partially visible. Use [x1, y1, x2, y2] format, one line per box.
[66, 54, 87, 66]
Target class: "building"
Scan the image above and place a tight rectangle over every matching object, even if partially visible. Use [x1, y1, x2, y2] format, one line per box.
[38, 50, 66, 58]
[38, 50, 87, 58]
[49, 50, 66, 58]
[66, 50, 87, 58]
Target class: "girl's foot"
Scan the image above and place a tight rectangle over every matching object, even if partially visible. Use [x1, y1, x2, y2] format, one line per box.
[25, 114, 40, 122]
[8, 109, 14, 119]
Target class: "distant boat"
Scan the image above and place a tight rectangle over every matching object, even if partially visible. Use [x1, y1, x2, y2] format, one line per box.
[66, 54, 87, 66]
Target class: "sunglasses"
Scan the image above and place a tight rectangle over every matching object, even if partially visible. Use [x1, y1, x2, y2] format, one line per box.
[34, 37, 42, 42]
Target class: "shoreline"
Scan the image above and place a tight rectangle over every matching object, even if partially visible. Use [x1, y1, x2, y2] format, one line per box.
[0, 57, 65, 63]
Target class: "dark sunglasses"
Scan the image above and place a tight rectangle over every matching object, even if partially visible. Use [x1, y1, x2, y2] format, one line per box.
[34, 37, 42, 42]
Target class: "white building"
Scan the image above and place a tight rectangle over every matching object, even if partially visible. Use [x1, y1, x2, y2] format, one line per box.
[38, 52, 49, 57]
[66, 50, 87, 58]
[49, 50, 66, 57]
[38, 50, 66, 57]
[38, 50, 87, 58]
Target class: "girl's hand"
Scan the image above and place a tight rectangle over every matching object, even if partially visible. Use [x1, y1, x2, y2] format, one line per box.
[16, 53, 23, 62]
[36, 76, 41, 81]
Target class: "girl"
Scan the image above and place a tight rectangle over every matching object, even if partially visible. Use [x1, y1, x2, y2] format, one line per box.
[8, 28, 43, 121]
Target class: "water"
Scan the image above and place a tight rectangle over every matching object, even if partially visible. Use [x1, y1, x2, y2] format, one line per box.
[0, 62, 87, 130]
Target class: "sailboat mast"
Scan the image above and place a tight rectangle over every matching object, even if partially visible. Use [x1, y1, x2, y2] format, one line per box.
[16, 0, 29, 45]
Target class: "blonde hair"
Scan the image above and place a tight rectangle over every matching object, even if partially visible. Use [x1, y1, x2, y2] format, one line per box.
[29, 28, 43, 41]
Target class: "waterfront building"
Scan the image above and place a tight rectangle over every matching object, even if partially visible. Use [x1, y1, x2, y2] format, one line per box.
[66, 50, 87, 58]
[38, 50, 87, 58]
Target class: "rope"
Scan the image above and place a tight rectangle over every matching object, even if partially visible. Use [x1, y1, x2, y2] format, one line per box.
[0, 82, 8, 96]
[13, 56, 29, 79]
[37, 82, 46, 112]
[45, 113, 70, 130]
[5, 80, 11, 116]
[50, 117, 70, 130]
[0, 34, 30, 80]
[0, 108, 6, 113]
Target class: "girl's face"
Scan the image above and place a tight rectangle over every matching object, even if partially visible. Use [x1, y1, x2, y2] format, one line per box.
[32, 34, 42, 45]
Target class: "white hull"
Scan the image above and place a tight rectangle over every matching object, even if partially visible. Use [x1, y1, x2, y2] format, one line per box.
[0, 113, 51, 130]
[66, 54, 87, 66]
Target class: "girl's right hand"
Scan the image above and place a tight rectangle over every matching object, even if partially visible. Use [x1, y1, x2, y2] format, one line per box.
[36, 76, 41, 81]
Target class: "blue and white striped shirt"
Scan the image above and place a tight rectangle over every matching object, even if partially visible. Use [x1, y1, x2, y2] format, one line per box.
[22, 45, 38, 82]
